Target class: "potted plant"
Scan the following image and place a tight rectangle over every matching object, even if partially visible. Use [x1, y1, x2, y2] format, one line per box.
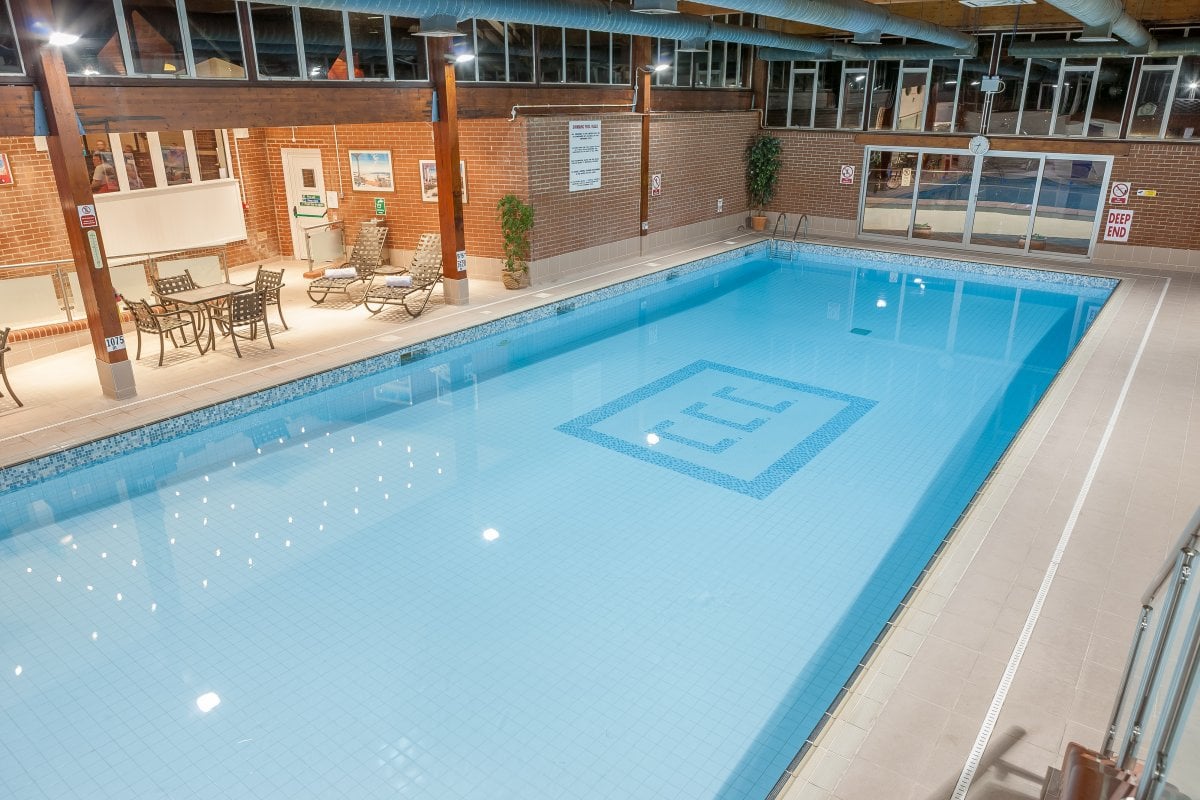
[913, 222, 933, 239]
[496, 193, 534, 289]
[744, 134, 782, 232]
[1020, 233, 1047, 250]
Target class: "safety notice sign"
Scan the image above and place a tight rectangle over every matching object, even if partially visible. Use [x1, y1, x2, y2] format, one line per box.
[839, 165, 855, 185]
[1109, 181, 1131, 206]
[77, 204, 98, 228]
[1103, 209, 1134, 242]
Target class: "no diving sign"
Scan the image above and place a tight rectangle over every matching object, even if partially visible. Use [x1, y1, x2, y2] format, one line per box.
[77, 204, 98, 228]
[1109, 181, 1130, 206]
[1104, 209, 1134, 242]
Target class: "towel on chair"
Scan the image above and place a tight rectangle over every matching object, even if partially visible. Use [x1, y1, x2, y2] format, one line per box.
[323, 267, 357, 279]
[385, 275, 413, 288]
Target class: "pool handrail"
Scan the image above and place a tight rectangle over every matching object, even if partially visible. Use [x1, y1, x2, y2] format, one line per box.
[1099, 505, 1200, 795]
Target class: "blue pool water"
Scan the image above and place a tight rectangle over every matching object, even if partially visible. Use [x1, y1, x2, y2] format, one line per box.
[0, 245, 1114, 800]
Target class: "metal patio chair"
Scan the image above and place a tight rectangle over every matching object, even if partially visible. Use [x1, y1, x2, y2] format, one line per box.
[0, 326, 22, 407]
[363, 233, 444, 318]
[243, 266, 288, 330]
[123, 298, 203, 366]
[211, 290, 274, 358]
[152, 269, 207, 322]
[307, 223, 388, 305]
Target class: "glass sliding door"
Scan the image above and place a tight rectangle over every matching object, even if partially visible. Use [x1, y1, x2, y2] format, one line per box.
[862, 150, 919, 237]
[969, 155, 1040, 249]
[913, 153, 973, 243]
[1030, 158, 1105, 256]
[860, 147, 1109, 258]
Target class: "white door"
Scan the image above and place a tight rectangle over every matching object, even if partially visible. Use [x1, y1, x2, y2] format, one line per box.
[281, 149, 328, 259]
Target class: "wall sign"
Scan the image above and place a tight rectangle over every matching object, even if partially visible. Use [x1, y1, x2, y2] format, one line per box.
[1104, 209, 1134, 242]
[374, 198, 386, 215]
[86, 230, 105, 270]
[839, 165, 855, 185]
[650, 173, 662, 197]
[456, 250, 467, 273]
[0, 153, 12, 185]
[104, 334, 126, 353]
[1109, 181, 1130, 205]
[569, 120, 602, 192]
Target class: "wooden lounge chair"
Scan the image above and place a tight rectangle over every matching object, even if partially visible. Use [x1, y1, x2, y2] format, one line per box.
[307, 223, 388, 305]
[124, 298, 203, 366]
[0, 326, 22, 407]
[363, 234, 443, 318]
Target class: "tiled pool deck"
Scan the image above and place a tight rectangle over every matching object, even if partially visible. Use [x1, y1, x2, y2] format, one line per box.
[1, 231, 1195, 800]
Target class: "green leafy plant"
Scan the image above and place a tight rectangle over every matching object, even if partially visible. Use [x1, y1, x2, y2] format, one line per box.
[495, 193, 534, 274]
[744, 134, 782, 215]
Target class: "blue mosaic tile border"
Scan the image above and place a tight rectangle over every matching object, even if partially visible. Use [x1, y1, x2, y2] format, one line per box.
[557, 360, 876, 499]
[772, 240, 1119, 294]
[0, 239, 1111, 495]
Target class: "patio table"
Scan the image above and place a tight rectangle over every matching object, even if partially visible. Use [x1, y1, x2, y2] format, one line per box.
[157, 282, 253, 354]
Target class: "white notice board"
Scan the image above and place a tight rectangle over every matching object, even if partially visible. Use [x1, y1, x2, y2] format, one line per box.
[569, 120, 602, 192]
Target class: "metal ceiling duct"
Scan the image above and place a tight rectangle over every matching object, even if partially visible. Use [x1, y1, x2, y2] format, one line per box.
[264, 0, 865, 58]
[757, 44, 967, 62]
[1035, 0, 1154, 50]
[1008, 37, 1200, 58]
[702, 0, 975, 53]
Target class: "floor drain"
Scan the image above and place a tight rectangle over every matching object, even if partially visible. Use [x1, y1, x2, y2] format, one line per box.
[850, 328, 871, 336]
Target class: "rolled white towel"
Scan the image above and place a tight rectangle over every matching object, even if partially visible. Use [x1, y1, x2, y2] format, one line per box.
[385, 274, 413, 288]
[323, 267, 358, 279]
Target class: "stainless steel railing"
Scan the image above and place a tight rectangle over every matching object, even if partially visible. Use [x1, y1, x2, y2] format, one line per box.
[1100, 506, 1200, 800]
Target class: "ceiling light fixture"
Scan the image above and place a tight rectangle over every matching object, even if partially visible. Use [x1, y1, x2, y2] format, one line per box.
[958, 0, 1034, 7]
[631, 0, 679, 13]
[48, 31, 80, 46]
[412, 14, 464, 37]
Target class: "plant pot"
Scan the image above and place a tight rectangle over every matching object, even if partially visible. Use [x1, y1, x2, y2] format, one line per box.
[749, 214, 767, 232]
[502, 270, 530, 290]
[1021, 237, 1046, 250]
[913, 226, 933, 239]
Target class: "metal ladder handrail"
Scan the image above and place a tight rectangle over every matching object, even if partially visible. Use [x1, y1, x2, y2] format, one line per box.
[770, 213, 788, 256]
[770, 212, 789, 240]
[792, 214, 809, 242]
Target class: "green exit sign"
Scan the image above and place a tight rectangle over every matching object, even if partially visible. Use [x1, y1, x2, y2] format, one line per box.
[374, 198, 386, 215]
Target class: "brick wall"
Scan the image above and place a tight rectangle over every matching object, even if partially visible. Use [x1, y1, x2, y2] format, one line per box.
[0, 137, 71, 266]
[0, 133, 279, 278]
[526, 115, 642, 260]
[258, 120, 527, 260]
[649, 112, 759, 230]
[1104, 142, 1200, 251]
[769, 130, 863, 221]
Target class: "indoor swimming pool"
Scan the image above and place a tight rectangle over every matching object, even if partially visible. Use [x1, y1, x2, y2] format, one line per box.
[0, 244, 1116, 800]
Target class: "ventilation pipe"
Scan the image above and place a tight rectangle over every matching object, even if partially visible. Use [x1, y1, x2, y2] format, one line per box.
[1036, 0, 1154, 50]
[758, 44, 967, 62]
[1008, 37, 1200, 59]
[266, 0, 863, 58]
[705, 0, 975, 54]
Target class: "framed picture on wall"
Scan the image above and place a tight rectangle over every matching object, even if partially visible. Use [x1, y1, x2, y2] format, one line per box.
[348, 150, 394, 192]
[418, 160, 468, 204]
[0, 153, 13, 186]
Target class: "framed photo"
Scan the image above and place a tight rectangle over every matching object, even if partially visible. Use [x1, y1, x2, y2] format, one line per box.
[418, 160, 468, 204]
[348, 150, 394, 192]
[0, 153, 12, 186]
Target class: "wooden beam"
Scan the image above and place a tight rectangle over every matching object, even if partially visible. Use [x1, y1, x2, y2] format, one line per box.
[427, 38, 468, 294]
[10, 0, 135, 399]
[634, 37, 652, 236]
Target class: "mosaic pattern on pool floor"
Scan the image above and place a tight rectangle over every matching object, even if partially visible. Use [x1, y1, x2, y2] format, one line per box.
[557, 360, 877, 499]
